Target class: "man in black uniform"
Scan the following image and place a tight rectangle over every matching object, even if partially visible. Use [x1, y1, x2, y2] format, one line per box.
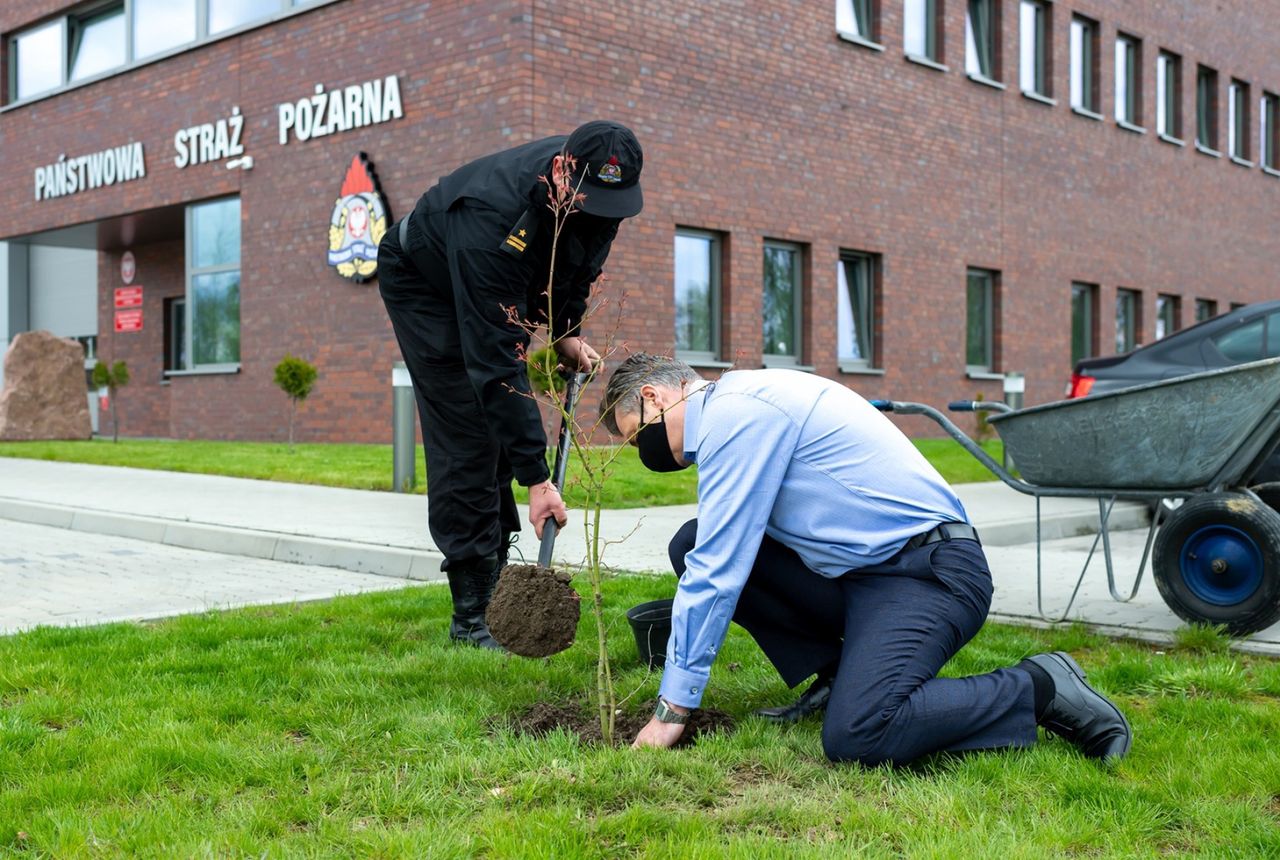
[377, 121, 644, 648]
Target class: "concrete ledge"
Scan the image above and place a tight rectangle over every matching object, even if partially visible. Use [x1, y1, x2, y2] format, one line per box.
[977, 502, 1149, 546]
[0, 497, 445, 583]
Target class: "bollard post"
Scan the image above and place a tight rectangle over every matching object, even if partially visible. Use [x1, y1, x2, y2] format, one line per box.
[392, 362, 417, 492]
[1003, 372, 1024, 472]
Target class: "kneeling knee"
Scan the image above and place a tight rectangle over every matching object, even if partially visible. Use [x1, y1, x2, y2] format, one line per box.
[668, 518, 698, 577]
[822, 721, 896, 768]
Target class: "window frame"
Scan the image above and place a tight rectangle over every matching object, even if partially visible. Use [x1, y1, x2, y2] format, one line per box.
[1195, 298, 1218, 324]
[1114, 34, 1142, 127]
[1155, 294, 1181, 340]
[762, 240, 805, 367]
[1071, 282, 1097, 365]
[1018, 0, 1050, 98]
[181, 196, 242, 374]
[1196, 64, 1220, 153]
[672, 228, 723, 365]
[1069, 15, 1099, 115]
[7, 0, 328, 105]
[837, 251, 880, 372]
[1263, 92, 1280, 172]
[1228, 79, 1250, 162]
[836, 0, 882, 48]
[903, 0, 941, 63]
[965, 0, 1001, 84]
[965, 268, 996, 374]
[1115, 288, 1140, 354]
[1156, 50, 1182, 140]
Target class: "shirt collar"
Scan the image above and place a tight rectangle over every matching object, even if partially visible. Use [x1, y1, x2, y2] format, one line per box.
[681, 379, 711, 464]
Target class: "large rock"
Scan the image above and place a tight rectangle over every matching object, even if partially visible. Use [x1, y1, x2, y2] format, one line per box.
[0, 330, 92, 441]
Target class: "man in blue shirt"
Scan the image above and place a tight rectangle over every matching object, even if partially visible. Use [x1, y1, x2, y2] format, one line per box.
[602, 354, 1131, 766]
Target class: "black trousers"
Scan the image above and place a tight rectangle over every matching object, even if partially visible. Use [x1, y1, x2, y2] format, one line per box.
[377, 220, 520, 567]
[669, 519, 1038, 766]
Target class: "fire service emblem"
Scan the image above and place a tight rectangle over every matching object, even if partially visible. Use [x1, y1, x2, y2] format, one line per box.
[327, 152, 390, 282]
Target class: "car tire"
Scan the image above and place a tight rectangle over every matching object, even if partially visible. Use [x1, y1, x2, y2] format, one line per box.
[1153, 492, 1280, 636]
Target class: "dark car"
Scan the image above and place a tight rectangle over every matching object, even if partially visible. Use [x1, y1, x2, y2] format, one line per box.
[1068, 299, 1280, 484]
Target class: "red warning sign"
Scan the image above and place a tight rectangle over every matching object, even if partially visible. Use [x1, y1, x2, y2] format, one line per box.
[114, 286, 143, 308]
[114, 309, 143, 332]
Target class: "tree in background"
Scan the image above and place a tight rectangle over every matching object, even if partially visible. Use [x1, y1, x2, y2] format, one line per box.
[91, 360, 130, 444]
[273, 355, 318, 451]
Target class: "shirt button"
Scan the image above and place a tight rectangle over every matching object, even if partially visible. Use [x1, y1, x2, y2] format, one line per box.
[690, 687, 699, 693]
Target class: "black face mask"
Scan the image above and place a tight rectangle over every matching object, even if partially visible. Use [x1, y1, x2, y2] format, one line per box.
[636, 402, 687, 473]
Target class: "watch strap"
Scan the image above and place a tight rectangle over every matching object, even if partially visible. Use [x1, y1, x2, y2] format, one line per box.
[654, 697, 689, 725]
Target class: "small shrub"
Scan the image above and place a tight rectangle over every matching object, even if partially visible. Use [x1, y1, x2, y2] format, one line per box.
[526, 346, 566, 395]
[273, 355, 318, 451]
[91, 360, 130, 443]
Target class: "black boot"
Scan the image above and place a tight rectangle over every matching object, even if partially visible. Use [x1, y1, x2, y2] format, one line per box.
[445, 555, 502, 650]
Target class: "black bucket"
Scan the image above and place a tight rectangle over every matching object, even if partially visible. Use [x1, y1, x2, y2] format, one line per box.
[625, 598, 673, 669]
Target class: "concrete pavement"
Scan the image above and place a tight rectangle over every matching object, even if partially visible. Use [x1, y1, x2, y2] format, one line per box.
[4, 457, 1278, 654]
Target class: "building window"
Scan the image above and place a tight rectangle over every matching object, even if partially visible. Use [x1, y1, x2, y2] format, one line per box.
[1114, 35, 1141, 125]
[836, 0, 880, 44]
[1263, 93, 1280, 171]
[1228, 80, 1250, 161]
[904, 0, 940, 62]
[163, 297, 188, 372]
[1157, 51, 1182, 139]
[10, 0, 314, 101]
[966, 268, 996, 372]
[673, 229, 721, 362]
[12, 20, 66, 100]
[763, 241, 803, 365]
[1115, 289, 1140, 353]
[1197, 65, 1219, 151]
[965, 0, 999, 81]
[69, 6, 126, 82]
[1018, 1, 1049, 97]
[1071, 283, 1097, 365]
[1069, 16, 1098, 114]
[838, 252, 878, 370]
[1195, 299, 1218, 323]
[1155, 294, 1180, 340]
[185, 198, 242, 369]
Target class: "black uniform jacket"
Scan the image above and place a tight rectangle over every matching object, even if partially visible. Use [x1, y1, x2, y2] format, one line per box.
[404, 136, 619, 487]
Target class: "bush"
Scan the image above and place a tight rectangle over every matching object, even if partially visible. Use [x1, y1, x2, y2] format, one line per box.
[273, 355, 318, 450]
[91, 360, 130, 443]
[526, 346, 566, 395]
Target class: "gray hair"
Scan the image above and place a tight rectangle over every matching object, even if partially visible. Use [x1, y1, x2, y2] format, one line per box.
[600, 353, 701, 435]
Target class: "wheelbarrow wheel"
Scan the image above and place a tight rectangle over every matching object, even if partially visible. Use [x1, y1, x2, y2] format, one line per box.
[1153, 493, 1280, 636]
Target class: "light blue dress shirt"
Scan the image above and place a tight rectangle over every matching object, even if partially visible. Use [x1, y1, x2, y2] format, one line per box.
[659, 369, 969, 709]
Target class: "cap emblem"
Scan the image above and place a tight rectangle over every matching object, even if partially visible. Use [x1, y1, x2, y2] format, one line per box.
[597, 155, 623, 184]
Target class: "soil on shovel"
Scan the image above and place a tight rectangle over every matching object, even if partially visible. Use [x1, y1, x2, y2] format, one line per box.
[487, 564, 581, 657]
[509, 701, 736, 747]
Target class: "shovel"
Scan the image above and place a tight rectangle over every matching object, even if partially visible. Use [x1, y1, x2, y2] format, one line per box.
[486, 369, 588, 657]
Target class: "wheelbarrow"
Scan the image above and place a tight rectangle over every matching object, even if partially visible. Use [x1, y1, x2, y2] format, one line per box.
[871, 356, 1280, 635]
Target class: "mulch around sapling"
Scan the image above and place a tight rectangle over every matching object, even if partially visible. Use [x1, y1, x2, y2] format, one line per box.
[508, 701, 736, 747]
[487, 563, 581, 657]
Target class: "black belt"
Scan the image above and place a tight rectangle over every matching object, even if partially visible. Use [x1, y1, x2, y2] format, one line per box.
[904, 522, 980, 551]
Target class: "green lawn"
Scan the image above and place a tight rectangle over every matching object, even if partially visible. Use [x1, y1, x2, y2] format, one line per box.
[0, 438, 1004, 508]
[2, 577, 1277, 857]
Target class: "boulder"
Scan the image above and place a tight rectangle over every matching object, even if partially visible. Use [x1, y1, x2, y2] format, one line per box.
[0, 330, 92, 441]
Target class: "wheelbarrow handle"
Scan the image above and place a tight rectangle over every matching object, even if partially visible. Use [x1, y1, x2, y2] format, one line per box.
[538, 370, 589, 567]
[948, 400, 1015, 414]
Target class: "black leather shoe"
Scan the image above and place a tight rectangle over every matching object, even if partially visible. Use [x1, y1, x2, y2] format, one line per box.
[1025, 651, 1131, 763]
[754, 674, 834, 723]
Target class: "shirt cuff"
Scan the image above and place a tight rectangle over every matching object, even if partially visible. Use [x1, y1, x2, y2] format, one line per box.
[513, 460, 551, 487]
[658, 662, 710, 710]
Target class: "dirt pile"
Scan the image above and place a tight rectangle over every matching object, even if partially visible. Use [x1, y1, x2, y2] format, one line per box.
[486, 563, 580, 657]
[510, 701, 735, 747]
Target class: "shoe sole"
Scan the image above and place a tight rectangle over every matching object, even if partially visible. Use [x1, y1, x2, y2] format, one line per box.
[1046, 650, 1133, 762]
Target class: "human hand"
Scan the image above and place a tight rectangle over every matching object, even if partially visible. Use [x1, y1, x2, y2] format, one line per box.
[632, 715, 687, 749]
[554, 336, 601, 372]
[528, 480, 568, 540]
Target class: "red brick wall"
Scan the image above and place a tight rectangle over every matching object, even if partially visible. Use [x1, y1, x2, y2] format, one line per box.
[2, 0, 1279, 442]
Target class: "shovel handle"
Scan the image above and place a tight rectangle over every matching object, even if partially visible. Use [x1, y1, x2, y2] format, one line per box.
[536, 370, 588, 567]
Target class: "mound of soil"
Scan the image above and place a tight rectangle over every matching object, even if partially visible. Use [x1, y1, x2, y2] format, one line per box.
[487, 563, 580, 657]
[510, 701, 736, 747]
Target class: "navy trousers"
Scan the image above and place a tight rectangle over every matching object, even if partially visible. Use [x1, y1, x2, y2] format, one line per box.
[669, 519, 1038, 766]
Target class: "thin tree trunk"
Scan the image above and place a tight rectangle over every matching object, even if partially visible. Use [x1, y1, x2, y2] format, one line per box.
[288, 398, 296, 451]
[112, 390, 120, 443]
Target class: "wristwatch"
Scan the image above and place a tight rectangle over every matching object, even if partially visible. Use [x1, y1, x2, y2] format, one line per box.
[654, 697, 689, 725]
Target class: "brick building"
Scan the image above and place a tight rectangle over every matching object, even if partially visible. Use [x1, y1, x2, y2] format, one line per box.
[0, 0, 1276, 442]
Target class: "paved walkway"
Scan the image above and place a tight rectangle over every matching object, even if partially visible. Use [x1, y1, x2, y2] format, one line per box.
[3, 458, 1277, 654]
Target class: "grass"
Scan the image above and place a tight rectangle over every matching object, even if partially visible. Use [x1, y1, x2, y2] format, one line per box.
[2, 577, 1278, 857]
[0, 438, 1004, 509]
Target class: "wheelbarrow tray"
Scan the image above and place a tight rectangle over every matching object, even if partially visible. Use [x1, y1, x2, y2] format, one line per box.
[988, 357, 1280, 490]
